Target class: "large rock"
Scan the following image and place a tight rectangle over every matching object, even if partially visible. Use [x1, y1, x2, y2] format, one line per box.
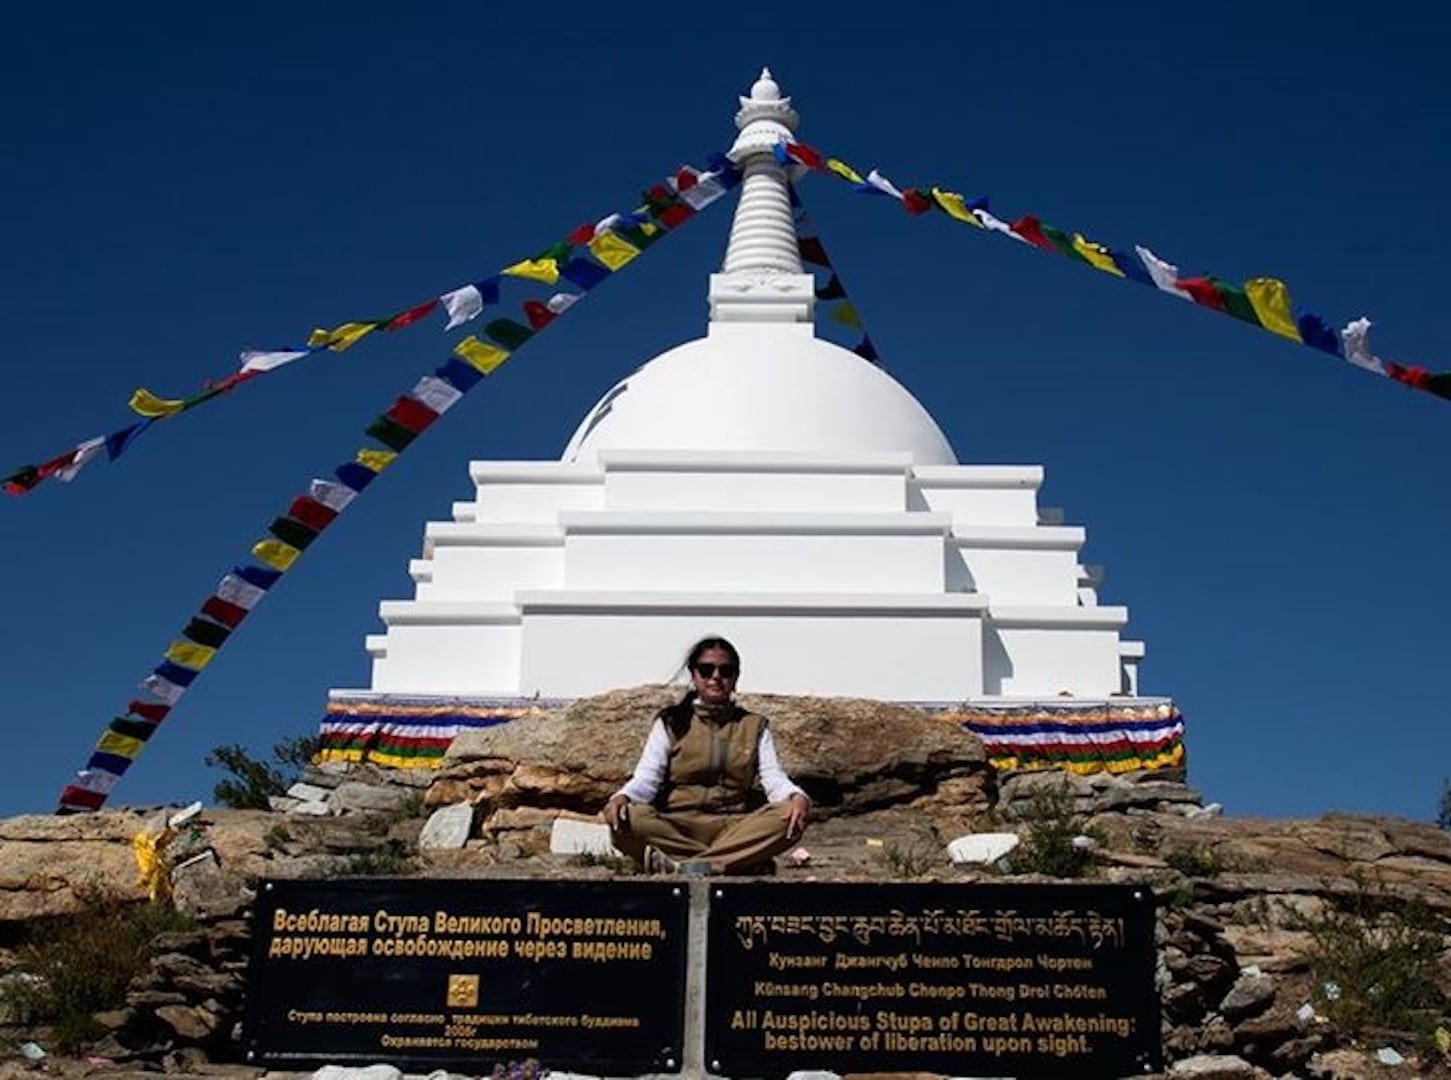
[0, 811, 153, 922]
[430, 685, 991, 818]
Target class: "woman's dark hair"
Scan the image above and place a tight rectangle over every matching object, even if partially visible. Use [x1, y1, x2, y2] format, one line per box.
[661, 636, 741, 734]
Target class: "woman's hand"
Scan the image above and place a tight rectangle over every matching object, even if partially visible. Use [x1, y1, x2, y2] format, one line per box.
[783, 793, 809, 840]
[602, 794, 631, 830]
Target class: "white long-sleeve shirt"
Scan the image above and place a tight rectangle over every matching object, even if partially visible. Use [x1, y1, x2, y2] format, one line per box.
[614, 718, 806, 805]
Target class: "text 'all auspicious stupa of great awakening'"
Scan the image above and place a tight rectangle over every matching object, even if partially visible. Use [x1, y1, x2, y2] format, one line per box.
[318, 70, 1185, 778]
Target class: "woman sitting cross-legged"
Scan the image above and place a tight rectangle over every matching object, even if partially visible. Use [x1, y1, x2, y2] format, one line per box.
[602, 636, 810, 876]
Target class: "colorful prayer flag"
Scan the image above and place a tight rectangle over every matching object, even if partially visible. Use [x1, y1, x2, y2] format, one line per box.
[366, 416, 417, 453]
[308, 321, 380, 352]
[252, 538, 301, 572]
[409, 375, 463, 415]
[1341, 318, 1386, 375]
[385, 396, 440, 434]
[485, 319, 534, 350]
[129, 389, 186, 418]
[356, 448, 398, 473]
[523, 300, 555, 330]
[454, 336, 511, 375]
[546, 292, 581, 315]
[183, 618, 230, 649]
[1070, 234, 1125, 277]
[560, 257, 611, 290]
[140, 674, 186, 705]
[385, 299, 439, 331]
[1135, 247, 1192, 300]
[833, 303, 864, 329]
[1244, 278, 1302, 342]
[201, 596, 248, 628]
[589, 231, 642, 270]
[930, 188, 984, 226]
[310, 478, 360, 512]
[826, 158, 865, 185]
[287, 495, 338, 532]
[435, 356, 485, 393]
[164, 640, 217, 671]
[865, 169, 904, 199]
[269, 516, 320, 551]
[217, 573, 266, 610]
[502, 258, 561, 285]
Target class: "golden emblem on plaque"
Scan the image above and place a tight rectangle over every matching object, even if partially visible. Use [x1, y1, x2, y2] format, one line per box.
[446, 974, 479, 1009]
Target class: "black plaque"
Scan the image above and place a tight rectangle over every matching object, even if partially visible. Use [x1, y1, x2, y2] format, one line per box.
[707, 882, 1160, 1079]
[244, 878, 688, 1074]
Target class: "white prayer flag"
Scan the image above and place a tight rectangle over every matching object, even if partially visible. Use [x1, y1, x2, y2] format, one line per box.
[72, 768, 120, 794]
[54, 437, 106, 482]
[1135, 246, 1192, 299]
[974, 208, 1029, 243]
[309, 479, 359, 512]
[440, 284, 484, 330]
[410, 375, 464, 415]
[546, 292, 582, 315]
[216, 574, 266, 610]
[1341, 317, 1387, 375]
[240, 348, 310, 374]
[680, 172, 727, 210]
[866, 169, 904, 200]
[140, 675, 185, 705]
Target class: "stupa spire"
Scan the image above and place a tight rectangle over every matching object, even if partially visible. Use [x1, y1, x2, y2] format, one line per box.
[711, 69, 813, 322]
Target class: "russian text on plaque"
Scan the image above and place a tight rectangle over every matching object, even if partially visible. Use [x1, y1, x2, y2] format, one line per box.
[706, 882, 1160, 1079]
[245, 879, 689, 1074]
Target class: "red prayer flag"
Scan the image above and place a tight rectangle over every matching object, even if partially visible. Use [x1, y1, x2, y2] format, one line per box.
[201, 596, 248, 628]
[59, 786, 106, 811]
[1175, 277, 1228, 311]
[386, 298, 440, 331]
[901, 189, 933, 216]
[1008, 216, 1056, 251]
[786, 142, 826, 171]
[385, 395, 440, 434]
[523, 300, 557, 330]
[1386, 361, 1431, 390]
[674, 166, 699, 191]
[126, 700, 172, 723]
[566, 223, 596, 245]
[658, 203, 693, 229]
[287, 495, 340, 531]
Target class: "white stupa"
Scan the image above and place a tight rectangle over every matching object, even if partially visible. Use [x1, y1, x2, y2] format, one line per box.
[321, 71, 1182, 774]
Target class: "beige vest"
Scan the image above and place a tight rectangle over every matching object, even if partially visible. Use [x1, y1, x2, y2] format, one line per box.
[657, 704, 767, 814]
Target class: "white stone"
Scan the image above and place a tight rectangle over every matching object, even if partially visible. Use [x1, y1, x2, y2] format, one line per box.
[1168, 1055, 1256, 1079]
[1375, 1047, 1405, 1066]
[327, 782, 409, 813]
[549, 817, 620, 857]
[288, 800, 333, 817]
[1185, 802, 1224, 819]
[268, 796, 300, 813]
[418, 804, 475, 850]
[1295, 1002, 1316, 1026]
[312, 1066, 402, 1080]
[946, 832, 1020, 866]
[286, 782, 330, 803]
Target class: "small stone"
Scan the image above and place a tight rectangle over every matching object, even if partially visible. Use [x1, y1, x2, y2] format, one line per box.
[1375, 1047, 1405, 1066]
[268, 796, 301, 813]
[312, 1065, 404, 1080]
[785, 1072, 841, 1080]
[155, 1003, 219, 1041]
[945, 832, 1019, 866]
[419, 804, 476, 850]
[1185, 802, 1225, 819]
[91, 1008, 133, 1031]
[328, 781, 411, 813]
[289, 800, 333, 816]
[1296, 1002, 1316, 1026]
[1169, 1052, 1256, 1079]
[1219, 973, 1276, 1020]
[286, 782, 331, 803]
[548, 816, 617, 856]
[18, 1042, 46, 1062]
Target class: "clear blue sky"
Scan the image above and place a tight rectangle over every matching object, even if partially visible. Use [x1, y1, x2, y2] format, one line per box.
[3, 3, 1447, 822]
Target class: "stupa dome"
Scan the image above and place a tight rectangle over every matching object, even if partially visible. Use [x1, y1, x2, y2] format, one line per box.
[562, 326, 958, 464]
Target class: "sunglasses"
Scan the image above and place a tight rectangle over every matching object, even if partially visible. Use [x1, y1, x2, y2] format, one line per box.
[693, 662, 739, 679]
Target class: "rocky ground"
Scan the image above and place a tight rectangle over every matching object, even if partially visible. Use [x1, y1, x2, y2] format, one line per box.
[0, 687, 1447, 1080]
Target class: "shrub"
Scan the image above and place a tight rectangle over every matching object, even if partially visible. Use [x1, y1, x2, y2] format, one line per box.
[1015, 781, 1097, 878]
[0, 888, 192, 1051]
[878, 832, 939, 878]
[1438, 777, 1450, 832]
[205, 735, 321, 809]
[1294, 880, 1449, 1044]
[331, 845, 418, 877]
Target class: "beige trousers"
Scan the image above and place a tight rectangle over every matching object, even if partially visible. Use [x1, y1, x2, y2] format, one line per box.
[610, 804, 800, 875]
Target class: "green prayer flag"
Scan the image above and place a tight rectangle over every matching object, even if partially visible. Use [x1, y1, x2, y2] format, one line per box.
[365, 416, 418, 453]
[484, 319, 535, 351]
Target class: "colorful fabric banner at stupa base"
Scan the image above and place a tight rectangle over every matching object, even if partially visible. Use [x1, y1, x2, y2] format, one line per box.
[315, 693, 1184, 776]
[317, 695, 568, 769]
[925, 698, 1185, 775]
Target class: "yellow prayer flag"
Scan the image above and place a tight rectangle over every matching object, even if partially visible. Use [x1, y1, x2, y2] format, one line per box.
[307, 322, 379, 352]
[131, 828, 173, 902]
[453, 335, 511, 375]
[1071, 234, 1125, 277]
[97, 730, 145, 758]
[501, 258, 560, 285]
[827, 158, 865, 185]
[164, 640, 217, 671]
[356, 448, 398, 473]
[1245, 278, 1303, 342]
[931, 188, 984, 226]
[832, 303, 863, 329]
[588, 231, 641, 271]
[129, 388, 186, 418]
[252, 538, 300, 571]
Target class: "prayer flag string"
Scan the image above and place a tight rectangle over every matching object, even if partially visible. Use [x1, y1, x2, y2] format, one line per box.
[54, 156, 740, 813]
[788, 182, 882, 367]
[775, 142, 1450, 402]
[4, 158, 741, 499]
